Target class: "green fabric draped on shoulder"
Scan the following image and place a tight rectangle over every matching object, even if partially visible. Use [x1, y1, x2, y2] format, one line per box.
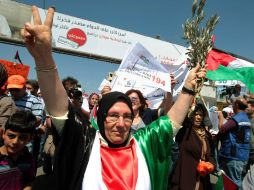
[134, 115, 173, 190]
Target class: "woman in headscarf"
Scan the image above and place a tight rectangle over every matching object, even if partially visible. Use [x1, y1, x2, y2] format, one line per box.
[88, 92, 99, 112]
[22, 6, 206, 190]
[170, 103, 216, 190]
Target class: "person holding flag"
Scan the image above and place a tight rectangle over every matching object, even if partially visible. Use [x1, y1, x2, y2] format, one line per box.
[22, 6, 206, 190]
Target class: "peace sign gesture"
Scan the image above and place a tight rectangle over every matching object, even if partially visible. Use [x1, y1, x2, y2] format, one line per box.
[21, 6, 68, 117]
[22, 6, 55, 60]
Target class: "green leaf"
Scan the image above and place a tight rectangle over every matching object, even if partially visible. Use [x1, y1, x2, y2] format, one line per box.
[197, 0, 206, 16]
[192, 0, 198, 17]
[183, 0, 219, 70]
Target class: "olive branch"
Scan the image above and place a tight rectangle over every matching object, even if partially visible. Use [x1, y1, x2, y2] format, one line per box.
[183, 0, 219, 94]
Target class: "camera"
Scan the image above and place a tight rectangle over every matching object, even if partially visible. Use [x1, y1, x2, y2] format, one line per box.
[219, 86, 234, 98]
[67, 88, 82, 98]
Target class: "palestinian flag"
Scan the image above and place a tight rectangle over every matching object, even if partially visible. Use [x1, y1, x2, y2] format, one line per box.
[206, 49, 254, 93]
[213, 171, 238, 190]
[90, 105, 99, 130]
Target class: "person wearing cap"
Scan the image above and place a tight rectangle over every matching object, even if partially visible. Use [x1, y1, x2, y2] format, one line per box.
[7, 75, 45, 163]
[7, 75, 44, 124]
[0, 64, 16, 140]
[218, 97, 251, 188]
[22, 6, 206, 190]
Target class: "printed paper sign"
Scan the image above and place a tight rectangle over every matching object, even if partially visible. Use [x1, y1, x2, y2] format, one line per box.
[115, 42, 171, 92]
[108, 43, 189, 108]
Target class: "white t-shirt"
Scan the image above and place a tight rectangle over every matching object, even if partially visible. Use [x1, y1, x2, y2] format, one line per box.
[81, 97, 90, 112]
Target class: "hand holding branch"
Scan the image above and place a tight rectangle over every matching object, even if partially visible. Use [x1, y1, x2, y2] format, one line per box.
[168, 64, 206, 127]
[184, 64, 207, 91]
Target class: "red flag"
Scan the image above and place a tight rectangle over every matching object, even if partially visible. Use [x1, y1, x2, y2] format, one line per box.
[222, 173, 238, 190]
[0, 59, 30, 79]
[14, 51, 23, 64]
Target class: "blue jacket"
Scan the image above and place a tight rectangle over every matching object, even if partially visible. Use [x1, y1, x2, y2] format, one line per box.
[219, 111, 251, 161]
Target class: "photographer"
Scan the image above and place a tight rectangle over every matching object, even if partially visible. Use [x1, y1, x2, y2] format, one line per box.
[68, 88, 90, 123]
[226, 84, 244, 105]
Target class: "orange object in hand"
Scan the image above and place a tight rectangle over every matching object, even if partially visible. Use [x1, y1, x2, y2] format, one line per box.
[197, 161, 215, 176]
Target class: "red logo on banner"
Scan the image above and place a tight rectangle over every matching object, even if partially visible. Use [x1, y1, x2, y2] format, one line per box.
[67, 28, 87, 46]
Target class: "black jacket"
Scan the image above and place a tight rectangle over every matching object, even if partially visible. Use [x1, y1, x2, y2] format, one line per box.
[33, 105, 96, 190]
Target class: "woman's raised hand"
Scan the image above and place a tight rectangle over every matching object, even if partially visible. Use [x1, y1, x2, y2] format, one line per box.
[184, 64, 207, 90]
[21, 6, 55, 60]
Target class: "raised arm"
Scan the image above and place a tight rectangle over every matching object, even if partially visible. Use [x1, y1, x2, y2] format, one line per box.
[22, 6, 68, 117]
[168, 65, 206, 126]
[158, 74, 175, 115]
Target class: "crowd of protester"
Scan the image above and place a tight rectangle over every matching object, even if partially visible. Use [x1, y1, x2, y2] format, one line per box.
[0, 5, 254, 190]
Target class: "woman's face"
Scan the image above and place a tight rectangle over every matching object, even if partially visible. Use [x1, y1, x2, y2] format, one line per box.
[89, 94, 99, 106]
[193, 110, 204, 127]
[104, 101, 132, 144]
[128, 92, 141, 112]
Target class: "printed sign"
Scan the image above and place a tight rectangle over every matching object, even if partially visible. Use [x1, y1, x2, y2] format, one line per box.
[109, 43, 189, 108]
[36, 7, 186, 63]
